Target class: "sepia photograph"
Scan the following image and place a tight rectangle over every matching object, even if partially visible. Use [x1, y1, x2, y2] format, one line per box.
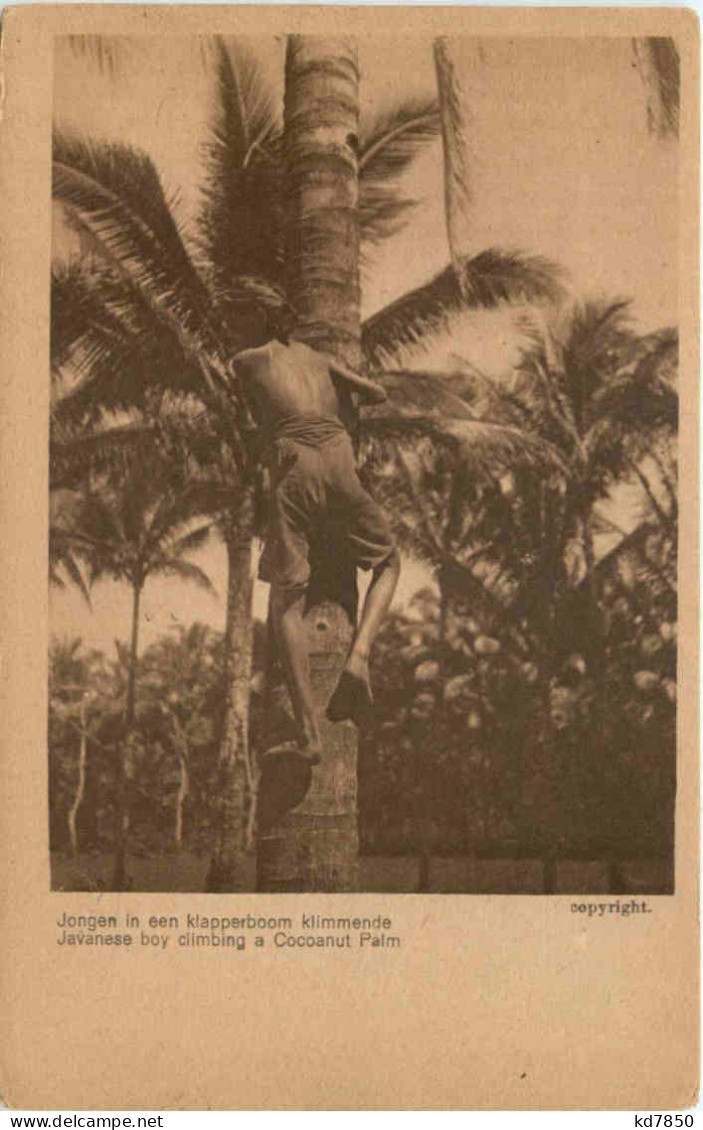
[49, 30, 680, 897]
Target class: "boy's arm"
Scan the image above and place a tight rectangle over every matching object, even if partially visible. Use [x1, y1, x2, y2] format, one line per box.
[228, 351, 266, 456]
[327, 357, 388, 406]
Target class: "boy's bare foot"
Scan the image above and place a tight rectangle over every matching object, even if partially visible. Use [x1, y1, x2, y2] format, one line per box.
[326, 656, 373, 726]
[299, 720, 323, 765]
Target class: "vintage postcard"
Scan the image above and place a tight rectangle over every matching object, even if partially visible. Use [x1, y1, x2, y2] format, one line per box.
[0, 3, 698, 1111]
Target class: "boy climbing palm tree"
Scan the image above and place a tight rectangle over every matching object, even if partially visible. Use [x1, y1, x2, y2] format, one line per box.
[232, 305, 401, 765]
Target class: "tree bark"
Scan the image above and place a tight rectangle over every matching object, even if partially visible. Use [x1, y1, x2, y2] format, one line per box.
[207, 489, 256, 891]
[582, 514, 605, 714]
[535, 491, 559, 895]
[112, 577, 141, 890]
[283, 35, 361, 362]
[175, 753, 189, 847]
[67, 695, 87, 858]
[257, 36, 361, 893]
[171, 715, 189, 848]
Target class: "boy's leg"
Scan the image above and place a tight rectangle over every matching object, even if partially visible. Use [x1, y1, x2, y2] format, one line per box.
[348, 548, 401, 677]
[270, 584, 322, 762]
[327, 548, 400, 724]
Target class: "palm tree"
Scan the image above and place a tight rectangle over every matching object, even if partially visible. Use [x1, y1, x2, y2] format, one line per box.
[368, 31, 679, 373]
[361, 298, 677, 887]
[49, 637, 104, 856]
[52, 37, 451, 890]
[254, 31, 572, 892]
[54, 451, 215, 889]
[139, 623, 221, 849]
[52, 36, 568, 891]
[255, 36, 366, 894]
[50, 512, 91, 604]
[443, 301, 678, 887]
[362, 35, 567, 367]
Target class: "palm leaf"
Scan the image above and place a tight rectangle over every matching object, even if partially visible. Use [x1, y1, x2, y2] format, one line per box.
[167, 523, 214, 558]
[51, 261, 126, 379]
[153, 557, 216, 594]
[358, 97, 441, 247]
[198, 39, 285, 295]
[49, 523, 92, 603]
[65, 35, 134, 78]
[53, 132, 220, 354]
[367, 368, 477, 420]
[51, 262, 247, 461]
[50, 418, 157, 491]
[362, 249, 566, 365]
[51, 261, 212, 420]
[633, 37, 680, 138]
[588, 326, 678, 435]
[361, 412, 566, 477]
[445, 417, 568, 476]
[434, 37, 473, 272]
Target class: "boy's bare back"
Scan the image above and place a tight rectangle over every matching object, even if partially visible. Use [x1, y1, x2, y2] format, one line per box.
[233, 338, 387, 430]
[234, 340, 342, 426]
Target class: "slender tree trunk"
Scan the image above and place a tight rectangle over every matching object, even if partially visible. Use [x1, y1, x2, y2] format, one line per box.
[536, 493, 559, 895]
[67, 696, 87, 858]
[175, 756, 188, 846]
[172, 717, 189, 848]
[582, 513, 612, 875]
[257, 35, 361, 893]
[582, 515, 606, 729]
[415, 581, 449, 892]
[112, 578, 141, 890]
[208, 490, 256, 891]
[538, 645, 558, 896]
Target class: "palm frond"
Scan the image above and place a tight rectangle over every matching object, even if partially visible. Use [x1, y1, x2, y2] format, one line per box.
[198, 39, 285, 293]
[53, 132, 220, 353]
[51, 261, 122, 379]
[587, 331, 678, 445]
[49, 523, 92, 603]
[367, 368, 477, 421]
[434, 37, 473, 270]
[516, 297, 637, 446]
[51, 263, 247, 469]
[444, 417, 568, 477]
[358, 97, 441, 247]
[50, 418, 157, 491]
[51, 261, 213, 422]
[168, 523, 214, 558]
[362, 249, 566, 365]
[65, 35, 130, 78]
[633, 37, 680, 138]
[361, 412, 566, 478]
[444, 356, 538, 425]
[153, 557, 216, 594]
[516, 297, 633, 363]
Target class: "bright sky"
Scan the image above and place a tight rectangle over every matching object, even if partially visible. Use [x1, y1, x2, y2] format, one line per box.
[50, 34, 678, 655]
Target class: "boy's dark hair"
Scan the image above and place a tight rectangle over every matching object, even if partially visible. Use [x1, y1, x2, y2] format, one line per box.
[267, 301, 297, 343]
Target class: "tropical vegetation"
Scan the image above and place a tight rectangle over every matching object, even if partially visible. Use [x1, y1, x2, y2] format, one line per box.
[49, 34, 680, 894]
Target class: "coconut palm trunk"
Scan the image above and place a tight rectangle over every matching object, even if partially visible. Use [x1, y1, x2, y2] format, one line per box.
[208, 489, 256, 890]
[256, 35, 362, 893]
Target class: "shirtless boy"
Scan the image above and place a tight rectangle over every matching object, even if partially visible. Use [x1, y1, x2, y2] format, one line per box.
[232, 307, 400, 765]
